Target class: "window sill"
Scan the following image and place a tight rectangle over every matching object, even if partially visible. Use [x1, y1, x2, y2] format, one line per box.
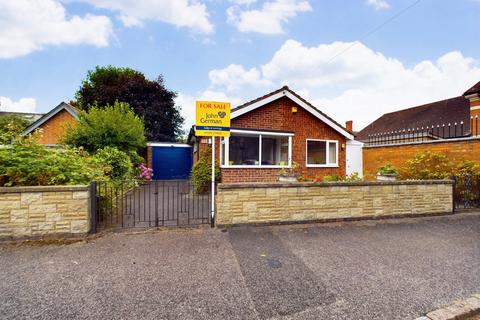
[306, 164, 339, 168]
[220, 165, 290, 169]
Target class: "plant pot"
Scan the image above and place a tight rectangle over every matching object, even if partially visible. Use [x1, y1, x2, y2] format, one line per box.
[376, 173, 397, 181]
[278, 176, 298, 183]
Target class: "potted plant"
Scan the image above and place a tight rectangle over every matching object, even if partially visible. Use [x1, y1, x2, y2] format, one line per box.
[278, 162, 300, 182]
[377, 164, 398, 181]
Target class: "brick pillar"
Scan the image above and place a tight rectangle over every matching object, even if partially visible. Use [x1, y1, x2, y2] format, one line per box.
[466, 94, 480, 136]
[147, 146, 152, 168]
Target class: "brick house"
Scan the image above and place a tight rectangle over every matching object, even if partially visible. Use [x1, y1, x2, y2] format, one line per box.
[359, 80, 480, 176]
[22, 102, 78, 145]
[190, 86, 356, 183]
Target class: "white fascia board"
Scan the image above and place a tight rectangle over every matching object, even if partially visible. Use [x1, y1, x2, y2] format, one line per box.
[147, 142, 191, 148]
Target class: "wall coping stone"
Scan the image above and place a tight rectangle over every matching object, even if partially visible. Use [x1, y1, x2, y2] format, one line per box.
[218, 180, 453, 189]
[363, 135, 480, 149]
[0, 185, 90, 194]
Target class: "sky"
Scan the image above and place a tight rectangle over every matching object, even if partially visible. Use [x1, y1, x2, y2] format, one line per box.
[0, 0, 479, 133]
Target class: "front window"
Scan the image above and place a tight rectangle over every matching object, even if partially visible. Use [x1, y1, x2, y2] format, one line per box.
[221, 130, 292, 167]
[306, 140, 338, 167]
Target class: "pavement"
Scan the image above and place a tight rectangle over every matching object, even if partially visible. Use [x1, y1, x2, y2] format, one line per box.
[0, 212, 479, 320]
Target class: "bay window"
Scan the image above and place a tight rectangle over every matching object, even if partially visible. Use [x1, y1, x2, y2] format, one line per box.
[221, 129, 292, 168]
[306, 139, 338, 167]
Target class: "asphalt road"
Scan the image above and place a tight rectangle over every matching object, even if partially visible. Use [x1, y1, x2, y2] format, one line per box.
[1, 213, 479, 320]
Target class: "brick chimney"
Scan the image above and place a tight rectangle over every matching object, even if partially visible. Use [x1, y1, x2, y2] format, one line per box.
[464, 81, 480, 136]
[345, 120, 353, 132]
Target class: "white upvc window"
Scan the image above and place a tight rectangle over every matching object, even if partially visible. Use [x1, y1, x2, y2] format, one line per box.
[306, 139, 339, 167]
[220, 129, 293, 168]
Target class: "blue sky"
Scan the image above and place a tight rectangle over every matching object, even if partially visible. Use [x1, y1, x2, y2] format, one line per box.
[1, 0, 479, 132]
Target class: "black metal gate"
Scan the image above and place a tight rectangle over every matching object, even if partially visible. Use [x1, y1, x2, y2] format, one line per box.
[90, 180, 212, 232]
[453, 175, 480, 210]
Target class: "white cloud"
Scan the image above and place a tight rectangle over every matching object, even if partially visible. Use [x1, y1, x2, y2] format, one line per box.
[0, 97, 37, 113]
[0, 0, 113, 59]
[227, 0, 312, 34]
[229, 0, 258, 5]
[208, 64, 271, 91]
[206, 39, 480, 131]
[366, 0, 390, 10]
[76, 0, 214, 34]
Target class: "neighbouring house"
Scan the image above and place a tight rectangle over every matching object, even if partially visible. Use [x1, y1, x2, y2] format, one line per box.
[22, 102, 78, 146]
[0, 111, 44, 122]
[360, 80, 480, 177]
[189, 86, 360, 183]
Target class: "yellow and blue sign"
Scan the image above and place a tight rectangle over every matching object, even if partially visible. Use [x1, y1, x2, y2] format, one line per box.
[195, 101, 231, 137]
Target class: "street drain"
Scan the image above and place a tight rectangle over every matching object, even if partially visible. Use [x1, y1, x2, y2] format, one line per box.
[267, 259, 282, 269]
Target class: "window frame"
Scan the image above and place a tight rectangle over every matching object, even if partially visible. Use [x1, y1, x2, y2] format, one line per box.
[305, 139, 339, 168]
[220, 129, 293, 169]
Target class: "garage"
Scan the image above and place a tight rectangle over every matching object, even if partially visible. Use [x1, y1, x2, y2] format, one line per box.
[148, 143, 193, 180]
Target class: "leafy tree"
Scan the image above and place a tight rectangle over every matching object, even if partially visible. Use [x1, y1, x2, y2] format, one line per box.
[63, 101, 146, 154]
[0, 115, 31, 144]
[75, 66, 184, 141]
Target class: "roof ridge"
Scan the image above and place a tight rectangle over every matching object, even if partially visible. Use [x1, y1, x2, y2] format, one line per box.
[380, 96, 463, 117]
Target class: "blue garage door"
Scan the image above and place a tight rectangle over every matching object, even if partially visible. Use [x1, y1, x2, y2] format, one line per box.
[151, 145, 193, 180]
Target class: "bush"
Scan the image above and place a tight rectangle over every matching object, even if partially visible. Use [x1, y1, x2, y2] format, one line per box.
[0, 115, 31, 144]
[191, 147, 220, 194]
[321, 172, 362, 182]
[399, 151, 452, 180]
[454, 160, 480, 176]
[63, 101, 146, 154]
[0, 135, 105, 186]
[93, 146, 133, 180]
[378, 163, 397, 175]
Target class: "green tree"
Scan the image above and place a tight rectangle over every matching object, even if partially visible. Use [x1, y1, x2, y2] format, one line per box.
[94, 146, 133, 180]
[63, 101, 146, 154]
[0, 115, 31, 144]
[75, 66, 184, 141]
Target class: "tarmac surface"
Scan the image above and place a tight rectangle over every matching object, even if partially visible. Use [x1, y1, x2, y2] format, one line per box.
[1, 212, 479, 319]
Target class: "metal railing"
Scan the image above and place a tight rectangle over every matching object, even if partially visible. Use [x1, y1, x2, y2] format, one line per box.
[365, 117, 479, 146]
[453, 174, 480, 210]
[90, 179, 211, 232]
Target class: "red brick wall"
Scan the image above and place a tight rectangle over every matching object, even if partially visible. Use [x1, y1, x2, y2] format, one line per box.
[363, 138, 480, 179]
[36, 110, 76, 145]
[219, 97, 347, 183]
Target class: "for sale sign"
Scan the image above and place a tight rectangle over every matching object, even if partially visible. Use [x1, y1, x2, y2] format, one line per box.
[195, 101, 231, 137]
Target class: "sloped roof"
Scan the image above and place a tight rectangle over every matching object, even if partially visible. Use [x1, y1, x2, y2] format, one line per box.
[22, 102, 78, 136]
[231, 86, 354, 140]
[356, 96, 470, 141]
[464, 81, 480, 96]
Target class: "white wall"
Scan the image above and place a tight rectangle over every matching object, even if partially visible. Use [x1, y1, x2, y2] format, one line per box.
[346, 140, 364, 177]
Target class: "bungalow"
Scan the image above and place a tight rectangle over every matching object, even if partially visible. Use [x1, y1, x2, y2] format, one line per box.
[190, 86, 360, 183]
[22, 102, 78, 146]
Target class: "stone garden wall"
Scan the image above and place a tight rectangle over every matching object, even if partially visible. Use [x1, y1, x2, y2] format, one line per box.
[216, 180, 453, 226]
[0, 185, 90, 239]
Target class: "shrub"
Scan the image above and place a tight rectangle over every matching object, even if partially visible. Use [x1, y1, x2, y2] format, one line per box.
[0, 115, 31, 144]
[454, 160, 480, 176]
[0, 135, 105, 186]
[399, 151, 452, 180]
[321, 172, 363, 182]
[191, 147, 220, 194]
[93, 146, 133, 180]
[63, 101, 146, 154]
[378, 163, 397, 175]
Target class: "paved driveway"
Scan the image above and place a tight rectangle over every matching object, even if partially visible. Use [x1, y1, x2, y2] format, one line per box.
[1, 213, 479, 320]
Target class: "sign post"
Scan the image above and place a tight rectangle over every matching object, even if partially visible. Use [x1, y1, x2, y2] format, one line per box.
[195, 101, 231, 227]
